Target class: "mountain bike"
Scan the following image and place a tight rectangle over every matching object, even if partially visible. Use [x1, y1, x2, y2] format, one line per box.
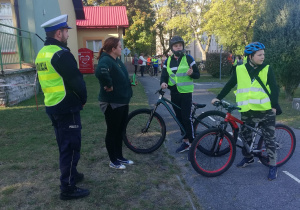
[124, 89, 233, 154]
[189, 100, 296, 177]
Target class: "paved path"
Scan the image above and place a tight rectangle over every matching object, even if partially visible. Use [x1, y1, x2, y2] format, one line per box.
[135, 74, 300, 210]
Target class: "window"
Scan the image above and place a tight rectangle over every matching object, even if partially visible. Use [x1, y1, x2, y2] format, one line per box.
[86, 40, 102, 52]
[0, 3, 15, 53]
[185, 50, 191, 55]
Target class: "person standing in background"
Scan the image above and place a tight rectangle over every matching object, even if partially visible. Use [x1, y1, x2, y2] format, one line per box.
[139, 53, 147, 77]
[133, 53, 139, 75]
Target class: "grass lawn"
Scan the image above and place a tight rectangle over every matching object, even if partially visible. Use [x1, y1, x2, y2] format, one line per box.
[0, 75, 201, 209]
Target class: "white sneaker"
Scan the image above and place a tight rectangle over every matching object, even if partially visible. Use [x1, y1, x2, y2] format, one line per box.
[117, 158, 134, 165]
[109, 161, 126, 169]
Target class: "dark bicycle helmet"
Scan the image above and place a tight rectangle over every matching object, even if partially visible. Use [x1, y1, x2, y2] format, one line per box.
[244, 42, 265, 55]
[169, 36, 185, 56]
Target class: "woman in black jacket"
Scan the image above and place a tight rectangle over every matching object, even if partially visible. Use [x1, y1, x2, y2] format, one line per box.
[95, 37, 135, 169]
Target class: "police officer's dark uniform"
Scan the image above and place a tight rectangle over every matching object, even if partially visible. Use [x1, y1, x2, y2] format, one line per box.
[35, 14, 89, 200]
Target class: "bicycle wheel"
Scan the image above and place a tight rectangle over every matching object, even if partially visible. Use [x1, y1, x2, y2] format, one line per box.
[193, 110, 228, 136]
[258, 124, 296, 167]
[193, 110, 235, 156]
[149, 67, 154, 76]
[124, 108, 166, 153]
[189, 128, 236, 177]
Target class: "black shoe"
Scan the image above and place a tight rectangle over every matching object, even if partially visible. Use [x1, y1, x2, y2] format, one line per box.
[60, 186, 90, 200]
[75, 173, 84, 183]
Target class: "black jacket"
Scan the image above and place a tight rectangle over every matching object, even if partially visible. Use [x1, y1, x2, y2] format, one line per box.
[160, 54, 200, 93]
[95, 52, 132, 104]
[217, 63, 279, 108]
[42, 37, 87, 114]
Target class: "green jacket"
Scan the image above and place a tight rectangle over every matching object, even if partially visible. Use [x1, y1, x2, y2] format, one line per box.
[95, 52, 132, 104]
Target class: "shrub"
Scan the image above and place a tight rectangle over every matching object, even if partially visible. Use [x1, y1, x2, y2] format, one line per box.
[206, 53, 232, 78]
[253, 0, 300, 100]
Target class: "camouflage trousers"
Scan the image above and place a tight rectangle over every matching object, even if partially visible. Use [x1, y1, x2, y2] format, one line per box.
[241, 109, 276, 166]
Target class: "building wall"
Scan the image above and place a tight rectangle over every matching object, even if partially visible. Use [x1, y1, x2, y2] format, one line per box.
[0, 68, 39, 106]
[58, 0, 79, 63]
[17, 0, 61, 59]
[77, 28, 124, 64]
[16, 0, 79, 63]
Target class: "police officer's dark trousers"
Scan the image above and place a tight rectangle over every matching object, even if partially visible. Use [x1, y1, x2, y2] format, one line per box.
[48, 112, 82, 192]
[170, 92, 194, 143]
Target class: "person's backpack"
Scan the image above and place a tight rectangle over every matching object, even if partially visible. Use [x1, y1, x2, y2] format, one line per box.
[132, 58, 135, 65]
[138, 59, 143, 64]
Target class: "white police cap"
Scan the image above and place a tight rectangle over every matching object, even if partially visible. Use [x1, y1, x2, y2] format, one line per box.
[41, 14, 72, 32]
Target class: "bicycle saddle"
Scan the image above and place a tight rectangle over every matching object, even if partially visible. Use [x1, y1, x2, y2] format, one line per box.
[193, 103, 206, 108]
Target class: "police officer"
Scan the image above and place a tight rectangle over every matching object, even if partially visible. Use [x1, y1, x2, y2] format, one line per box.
[35, 14, 89, 200]
[160, 36, 200, 154]
[211, 42, 279, 180]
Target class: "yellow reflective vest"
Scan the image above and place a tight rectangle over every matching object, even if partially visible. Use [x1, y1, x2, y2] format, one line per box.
[35, 45, 66, 106]
[243, 56, 247, 64]
[233, 59, 237, 66]
[166, 55, 194, 93]
[236, 64, 272, 112]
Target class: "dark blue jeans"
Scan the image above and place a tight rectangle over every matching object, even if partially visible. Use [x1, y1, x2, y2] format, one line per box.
[48, 112, 82, 192]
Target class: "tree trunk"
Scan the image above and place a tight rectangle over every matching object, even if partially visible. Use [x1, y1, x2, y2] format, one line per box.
[196, 37, 206, 61]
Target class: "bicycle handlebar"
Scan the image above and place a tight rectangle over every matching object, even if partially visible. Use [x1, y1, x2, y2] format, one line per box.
[155, 89, 165, 96]
[213, 100, 241, 112]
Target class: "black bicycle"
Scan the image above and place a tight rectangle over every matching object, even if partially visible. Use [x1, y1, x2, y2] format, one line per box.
[124, 89, 232, 153]
[189, 100, 296, 177]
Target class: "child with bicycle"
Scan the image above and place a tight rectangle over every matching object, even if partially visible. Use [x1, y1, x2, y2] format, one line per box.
[160, 36, 200, 154]
[211, 42, 279, 180]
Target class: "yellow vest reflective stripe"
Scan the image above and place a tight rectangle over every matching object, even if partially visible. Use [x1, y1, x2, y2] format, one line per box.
[166, 56, 194, 93]
[236, 64, 271, 112]
[35, 45, 66, 106]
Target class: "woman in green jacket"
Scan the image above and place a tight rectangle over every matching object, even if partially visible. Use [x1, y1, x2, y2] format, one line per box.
[95, 37, 135, 170]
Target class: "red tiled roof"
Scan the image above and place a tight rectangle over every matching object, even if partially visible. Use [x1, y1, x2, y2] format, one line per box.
[76, 6, 129, 28]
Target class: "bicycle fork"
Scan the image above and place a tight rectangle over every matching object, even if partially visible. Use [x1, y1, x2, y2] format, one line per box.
[210, 123, 228, 155]
[142, 104, 159, 133]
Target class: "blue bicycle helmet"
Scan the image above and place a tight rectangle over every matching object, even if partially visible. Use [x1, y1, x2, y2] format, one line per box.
[244, 42, 265, 55]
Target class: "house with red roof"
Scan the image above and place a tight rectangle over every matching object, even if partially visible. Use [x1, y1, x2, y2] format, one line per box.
[76, 6, 129, 63]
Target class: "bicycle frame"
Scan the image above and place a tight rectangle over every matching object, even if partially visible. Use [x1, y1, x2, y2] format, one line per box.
[224, 112, 266, 155]
[150, 93, 187, 140]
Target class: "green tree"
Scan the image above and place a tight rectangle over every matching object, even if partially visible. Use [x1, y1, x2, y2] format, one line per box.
[99, 0, 156, 55]
[203, 0, 262, 55]
[153, 0, 212, 60]
[82, 0, 104, 5]
[253, 0, 300, 100]
[152, 0, 192, 55]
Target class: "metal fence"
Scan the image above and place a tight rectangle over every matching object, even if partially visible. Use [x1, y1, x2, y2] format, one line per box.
[0, 23, 36, 74]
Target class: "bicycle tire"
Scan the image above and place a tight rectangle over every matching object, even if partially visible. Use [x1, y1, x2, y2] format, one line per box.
[124, 108, 166, 153]
[193, 110, 235, 156]
[257, 124, 296, 167]
[189, 128, 236, 177]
